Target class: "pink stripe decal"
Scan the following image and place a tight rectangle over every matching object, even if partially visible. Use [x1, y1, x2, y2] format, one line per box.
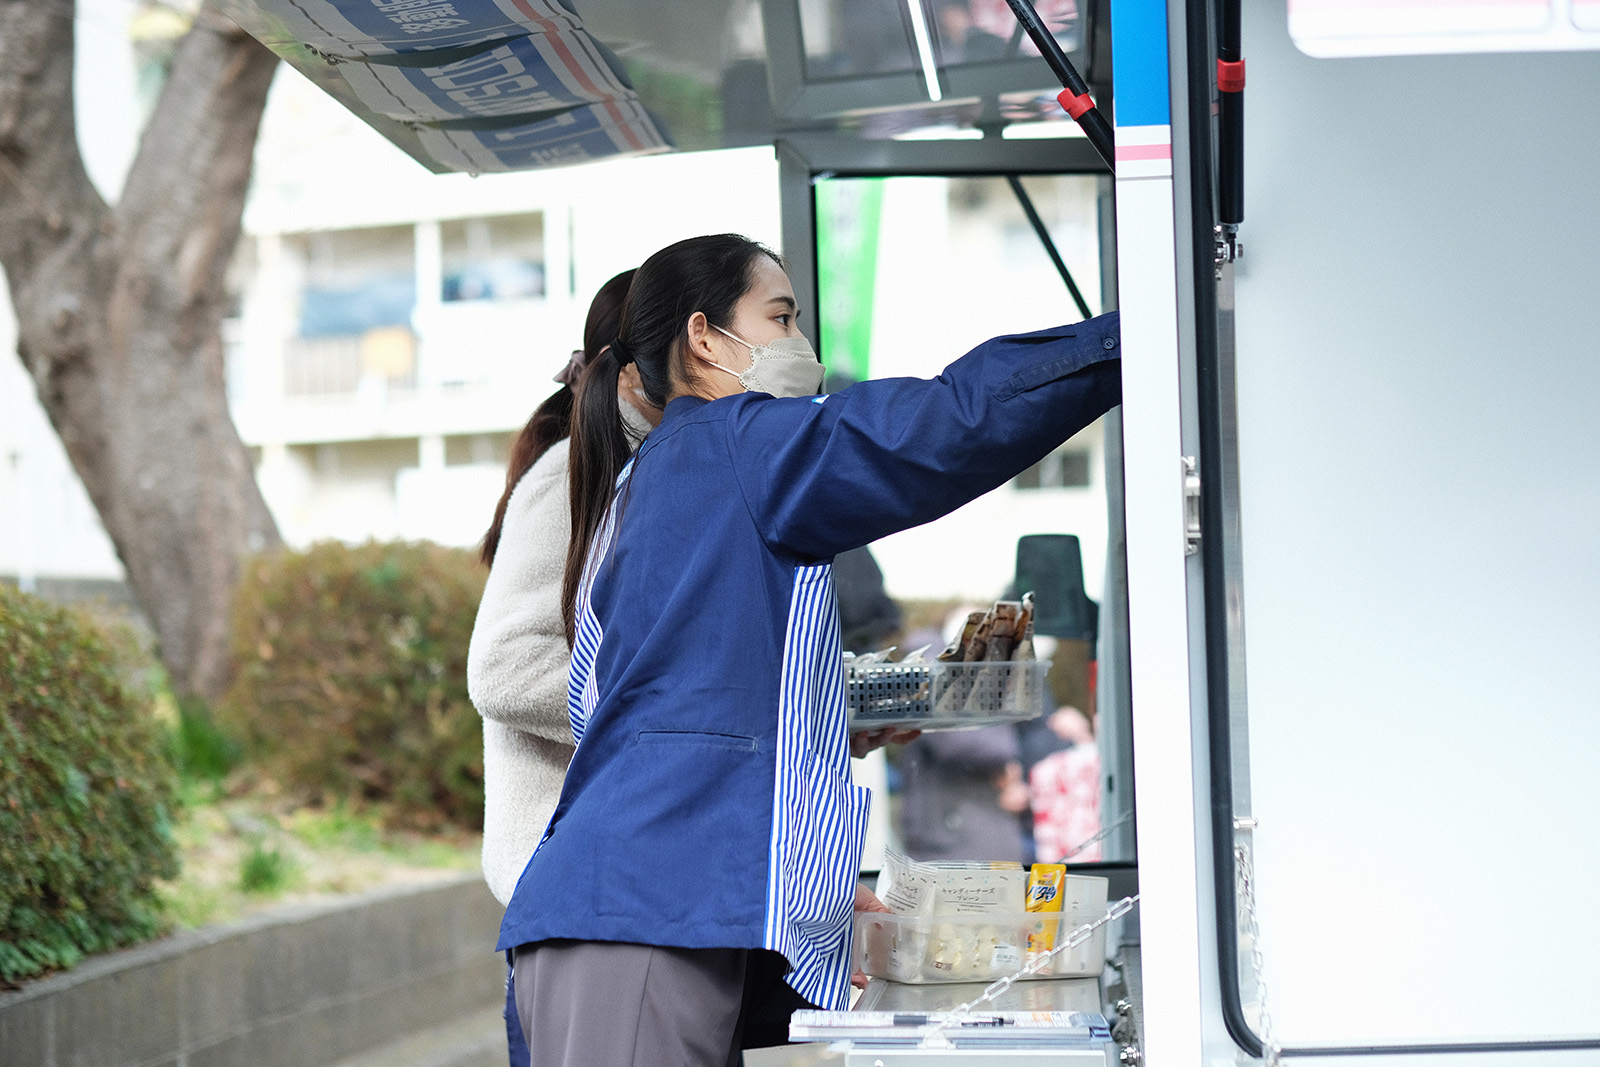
[1291, 0, 1546, 8]
[1115, 143, 1172, 161]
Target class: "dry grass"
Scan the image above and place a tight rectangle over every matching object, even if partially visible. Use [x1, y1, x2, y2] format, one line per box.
[157, 787, 480, 930]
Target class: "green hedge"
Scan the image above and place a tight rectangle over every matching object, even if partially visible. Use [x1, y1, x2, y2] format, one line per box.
[217, 541, 487, 829]
[0, 586, 179, 985]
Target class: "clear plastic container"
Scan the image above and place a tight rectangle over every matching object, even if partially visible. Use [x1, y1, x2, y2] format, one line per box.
[852, 907, 1108, 984]
[854, 973, 1104, 1014]
[845, 659, 1051, 732]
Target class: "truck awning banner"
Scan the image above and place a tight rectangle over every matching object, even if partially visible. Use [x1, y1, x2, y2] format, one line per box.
[339, 33, 631, 124]
[416, 97, 669, 172]
[220, 0, 671, 173]
[238, 0, 580, 59]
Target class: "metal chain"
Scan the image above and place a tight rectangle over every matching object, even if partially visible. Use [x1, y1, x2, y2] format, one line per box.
[1234, 835, 1282, 1066]
[1058, 810, 1134, 861]
[917, 894, 1141, 1048]
[901, 839, 1281, 1063]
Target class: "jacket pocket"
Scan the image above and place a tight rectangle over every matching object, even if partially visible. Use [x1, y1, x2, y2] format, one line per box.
[637, 729, 759, 752]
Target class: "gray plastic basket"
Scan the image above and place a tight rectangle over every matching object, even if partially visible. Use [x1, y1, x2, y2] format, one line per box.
[845, 659, 1051, 732]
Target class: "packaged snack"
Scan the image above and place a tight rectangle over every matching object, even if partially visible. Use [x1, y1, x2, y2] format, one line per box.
[935, 609, 989, 714]
[982, 601, 1021, 662]
[1025, 863, 1068, 961]
[929, 922, 1023, 978]
[876, 850, 941, 982]
[1004, 593, 1039, 709]
[924, 861, 1026, 914]
[1015, 591, 1037, 661]
[855, 862, 1109, 983]
[875, 852, 1029, 981]
[937, 611, 986, 662]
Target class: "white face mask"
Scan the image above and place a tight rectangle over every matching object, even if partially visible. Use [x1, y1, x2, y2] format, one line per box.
[706, 324, 825, 398]
[619, 390, 653, 444]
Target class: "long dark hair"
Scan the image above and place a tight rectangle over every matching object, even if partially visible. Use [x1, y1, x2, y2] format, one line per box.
[562, 234, 782, 643]
[480, 268, 635, 565]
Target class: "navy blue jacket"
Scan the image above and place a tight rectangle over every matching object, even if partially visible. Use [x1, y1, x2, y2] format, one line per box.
[498, 315, 1122, 1009]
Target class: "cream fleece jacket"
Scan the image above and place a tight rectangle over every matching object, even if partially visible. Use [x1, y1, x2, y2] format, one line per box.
[467, 437, 576, 905]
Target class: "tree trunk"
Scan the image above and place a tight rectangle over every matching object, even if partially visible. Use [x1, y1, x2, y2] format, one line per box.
[0, 0, 281, 700]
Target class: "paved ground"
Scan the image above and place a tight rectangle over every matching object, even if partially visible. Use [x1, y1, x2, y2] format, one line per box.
[329, 1008, 843, 1067]
[331, 1009, 505, 1067]
[746, 1040, 841, 1065]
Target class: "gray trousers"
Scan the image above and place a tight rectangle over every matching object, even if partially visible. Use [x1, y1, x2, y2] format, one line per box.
[512, 940, 808, 1067]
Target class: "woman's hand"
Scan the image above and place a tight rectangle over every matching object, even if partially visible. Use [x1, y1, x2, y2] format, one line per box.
[851, 884, 893, 988]
[850, 726, 921, 758]
[854, 883, 891, 914]
[995, 760, 1030, 814]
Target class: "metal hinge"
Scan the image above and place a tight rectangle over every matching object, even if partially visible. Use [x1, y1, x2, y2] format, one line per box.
[1183, 455, 1201, 555]
[1214, 224, 1244, 278]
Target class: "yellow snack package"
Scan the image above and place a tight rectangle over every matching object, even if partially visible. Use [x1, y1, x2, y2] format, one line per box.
[1025, 863, 1067, 959]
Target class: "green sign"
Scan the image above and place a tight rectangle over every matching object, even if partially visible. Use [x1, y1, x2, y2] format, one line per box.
[815, 179, 885, 384]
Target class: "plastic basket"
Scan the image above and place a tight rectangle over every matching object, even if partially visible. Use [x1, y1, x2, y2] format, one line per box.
[852, 907, 1109, 984]
[845, 659, 1051, 732]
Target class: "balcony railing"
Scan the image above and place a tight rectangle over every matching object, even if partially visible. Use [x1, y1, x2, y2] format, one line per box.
[283, 334, 419, 398]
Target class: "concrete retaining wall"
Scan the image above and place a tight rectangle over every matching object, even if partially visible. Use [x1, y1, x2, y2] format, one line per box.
[0, 872, 505, 1067]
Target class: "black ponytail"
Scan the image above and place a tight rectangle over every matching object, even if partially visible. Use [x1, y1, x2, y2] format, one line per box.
[483, 268, 634, 567]
[561, 235, 781, 643]
[562, 347, 634, 643]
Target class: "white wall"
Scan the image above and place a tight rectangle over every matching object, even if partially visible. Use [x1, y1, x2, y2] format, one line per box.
[0, 0, 142, 586]
[0, 293, 125, 586]
[1231, 4, 1600, 1046]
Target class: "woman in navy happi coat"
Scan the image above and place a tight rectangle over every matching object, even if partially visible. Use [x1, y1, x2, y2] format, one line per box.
[498, 234, 1120, 1063]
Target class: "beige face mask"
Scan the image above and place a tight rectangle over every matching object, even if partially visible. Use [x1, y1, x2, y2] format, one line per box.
[705, 325, 825, 398]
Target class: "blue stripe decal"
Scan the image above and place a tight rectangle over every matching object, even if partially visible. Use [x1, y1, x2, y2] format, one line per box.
[1109, 0, 1171, 127]
[764, 564, 870, 1011]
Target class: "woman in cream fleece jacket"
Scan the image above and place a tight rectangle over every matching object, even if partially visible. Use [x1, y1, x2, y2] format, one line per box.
[469, 414, 656, 900]
[468, 432, 582, 904]
[468, 269, 650, 906]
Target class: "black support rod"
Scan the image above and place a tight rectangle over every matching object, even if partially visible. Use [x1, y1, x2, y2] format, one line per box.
[1217, 0, 1245, 226]
[1006, 174, 1093, 321]
[1001, 0, 1115, 171]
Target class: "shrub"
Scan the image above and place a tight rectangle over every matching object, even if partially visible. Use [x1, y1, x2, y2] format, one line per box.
[217, 541, 487, 829]
[0, 585, 180, 985]
[237, 839, 296, 894]
[172, 695, 240, 788]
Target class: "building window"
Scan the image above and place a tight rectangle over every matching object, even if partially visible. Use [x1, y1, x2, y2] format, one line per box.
[1015, 448, 1091, 490]
[283, 226, 418, 397]
[290, 225, 416, 337]
[441, 214, 545, 302]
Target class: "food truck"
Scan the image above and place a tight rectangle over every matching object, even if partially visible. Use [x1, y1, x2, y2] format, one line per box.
[222, 0, 1600, 1061]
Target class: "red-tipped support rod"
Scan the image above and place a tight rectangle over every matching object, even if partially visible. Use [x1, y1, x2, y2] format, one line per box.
[1218, 0, 1245, 226]
[1001, 0, 1114, 170]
